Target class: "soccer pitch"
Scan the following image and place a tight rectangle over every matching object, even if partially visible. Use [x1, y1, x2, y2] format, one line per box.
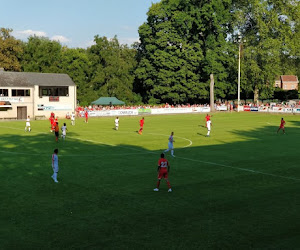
[1, 113, 300, 249]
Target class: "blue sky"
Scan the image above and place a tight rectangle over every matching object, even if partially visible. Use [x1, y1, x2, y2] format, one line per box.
[0, 0, 160, 48]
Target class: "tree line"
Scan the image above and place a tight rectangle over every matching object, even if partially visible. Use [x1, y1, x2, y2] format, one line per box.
[0, 0, 299, 105]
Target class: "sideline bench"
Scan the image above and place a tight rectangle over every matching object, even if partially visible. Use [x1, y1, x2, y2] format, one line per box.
[35, 115, 46, 120]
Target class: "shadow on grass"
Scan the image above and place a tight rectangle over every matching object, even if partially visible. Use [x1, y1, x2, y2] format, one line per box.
[0, 123, 300, 249]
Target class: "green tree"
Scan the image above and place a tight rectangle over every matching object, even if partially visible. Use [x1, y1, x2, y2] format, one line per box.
[234, 0, 300, 101]
[59, 47, 92, 105]
[0, 28, 23, 71]
[21, 36, 62, 73]
[135, 0, 235, 104]
[88, 36, 137, 104]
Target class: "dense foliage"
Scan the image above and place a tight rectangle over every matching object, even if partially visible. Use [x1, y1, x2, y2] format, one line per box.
[0, 0, 299, 104]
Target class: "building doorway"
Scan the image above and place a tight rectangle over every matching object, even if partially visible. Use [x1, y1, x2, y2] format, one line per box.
[17, 106, 27, 119]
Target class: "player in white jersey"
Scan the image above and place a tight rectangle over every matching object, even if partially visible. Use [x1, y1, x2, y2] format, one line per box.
[115, 117, 119, 130]
[206, 120, 212, 137]
[51, 149, 59, 183]
[25, 116, 31, 132]
[71, 112, 75, 125]
[164, 132, 175, 157]
[61, 123, 68, 140]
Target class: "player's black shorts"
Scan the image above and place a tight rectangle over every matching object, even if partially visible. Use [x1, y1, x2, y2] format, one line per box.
[55, 132, 59, 137]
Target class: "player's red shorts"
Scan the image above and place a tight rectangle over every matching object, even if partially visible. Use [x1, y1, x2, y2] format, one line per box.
[280, 125, 284, 129]
[158, 168, 168, 179]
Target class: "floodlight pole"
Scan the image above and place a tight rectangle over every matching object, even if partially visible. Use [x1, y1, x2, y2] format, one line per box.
[237, 37, 241, 112]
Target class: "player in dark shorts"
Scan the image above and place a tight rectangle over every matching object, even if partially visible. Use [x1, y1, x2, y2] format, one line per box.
[54, 122, 59, 142]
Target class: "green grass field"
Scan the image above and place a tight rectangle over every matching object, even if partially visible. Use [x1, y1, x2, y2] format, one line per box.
[1, 112, 300, 249]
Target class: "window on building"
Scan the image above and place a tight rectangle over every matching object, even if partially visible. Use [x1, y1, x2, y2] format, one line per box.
[39, 86, 69, 96]
[0, 89, 8, 96]
[12, 89, 30, 96]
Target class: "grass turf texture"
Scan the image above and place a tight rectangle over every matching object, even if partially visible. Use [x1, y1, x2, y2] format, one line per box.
[0, 112, 300, 249]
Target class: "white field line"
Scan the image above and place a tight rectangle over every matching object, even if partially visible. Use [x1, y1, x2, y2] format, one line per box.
[0, 125, 193, 151]
[1, 125, 299, 182]
[0, 125, 147, 156]
[176, 156, 300, 182]
[147, 132, 193, 148]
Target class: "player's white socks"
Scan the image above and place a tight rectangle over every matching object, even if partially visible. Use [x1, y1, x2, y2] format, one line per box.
[171, 150, 174, 156]
[207, 130, 210, 136]
[52, 173, 58, 182]
[164, 149, 169, 153]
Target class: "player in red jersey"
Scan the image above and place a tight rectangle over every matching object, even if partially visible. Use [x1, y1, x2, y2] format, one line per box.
[51, 117, 58, 132]
[205, 114, 211, 127]
[277, 118, 286, 134]
[138, 117, 144, 135]
[85, 110, 88, 123]
[153, 153, 172, 192]
[49, 116, 54, 132]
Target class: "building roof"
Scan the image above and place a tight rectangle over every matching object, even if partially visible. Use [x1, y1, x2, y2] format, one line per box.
[281, 75, 298, 83]
[91, 97, 125, 105]
[0, 71, 76, 87]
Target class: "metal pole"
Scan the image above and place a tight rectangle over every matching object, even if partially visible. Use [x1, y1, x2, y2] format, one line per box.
[238, 42, 241, 112]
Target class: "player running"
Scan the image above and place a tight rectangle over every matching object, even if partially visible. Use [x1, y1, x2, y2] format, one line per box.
[277, 118, 286, 134]
[61, 123, 68, 140]
[115, 117, 119, 130]
[138, 117, 144, 135]
[51, 149, 59, 183]
[205, 114, 211, 127]
[54, 122, 59, 142]
[71, 112, 75, 125]
[49, 116, 54, 132]
[206, 119, 212, 137]
[164, 132, 175, 157]
[154, 153, 172, 192]
[25, 116, 31, 132]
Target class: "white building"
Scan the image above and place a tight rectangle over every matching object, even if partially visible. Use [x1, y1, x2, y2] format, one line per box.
[0, 69, 76, 119]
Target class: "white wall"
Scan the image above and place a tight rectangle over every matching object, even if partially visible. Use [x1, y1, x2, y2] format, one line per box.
[0, 85, 76, 119]
[0, 87, 34, 119]
[34, 85, 76, 118]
